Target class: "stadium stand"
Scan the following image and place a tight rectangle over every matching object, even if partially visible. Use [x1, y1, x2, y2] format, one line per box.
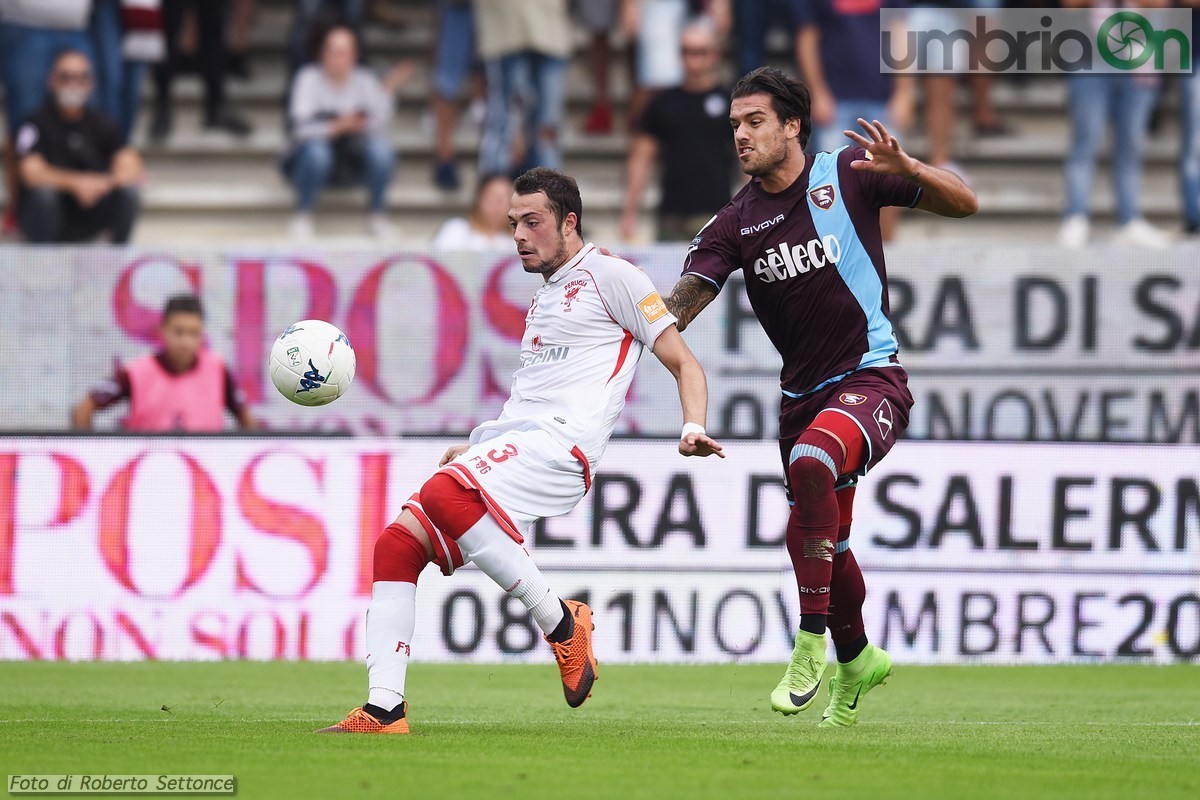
[0, 0, 1187, 245]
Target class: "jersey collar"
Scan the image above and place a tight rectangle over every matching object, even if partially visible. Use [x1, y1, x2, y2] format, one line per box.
[546, 242, 596, 284]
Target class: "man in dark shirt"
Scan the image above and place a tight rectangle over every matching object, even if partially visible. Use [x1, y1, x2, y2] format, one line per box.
[619, 20, 735, 242]
[15, 49, 143, 243]
[665, 67, 976, 726]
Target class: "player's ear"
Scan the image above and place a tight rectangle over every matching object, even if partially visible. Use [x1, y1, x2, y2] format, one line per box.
[785, 116, 802, 142]
[562, 211, 578, 238]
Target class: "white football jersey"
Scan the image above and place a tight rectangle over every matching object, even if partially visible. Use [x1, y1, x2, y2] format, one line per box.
[470, 243, 678, 468]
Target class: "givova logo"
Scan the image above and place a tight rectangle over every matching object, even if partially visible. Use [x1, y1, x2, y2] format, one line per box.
[880, 8, 1193, 74]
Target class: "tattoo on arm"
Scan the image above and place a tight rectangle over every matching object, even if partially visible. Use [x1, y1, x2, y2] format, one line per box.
[665, 274, 718, 333]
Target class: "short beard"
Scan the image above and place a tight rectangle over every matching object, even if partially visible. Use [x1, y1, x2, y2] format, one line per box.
[743, 139, 789, 178]
[522, 233, 570, 275]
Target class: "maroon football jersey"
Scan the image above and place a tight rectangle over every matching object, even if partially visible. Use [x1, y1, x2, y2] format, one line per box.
[683, 146, 921, 397]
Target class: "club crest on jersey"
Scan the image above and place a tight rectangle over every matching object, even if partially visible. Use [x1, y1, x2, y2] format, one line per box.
[531, 334, 543, 352]
[809, 184, 836, 210]
[839, 392, 867, 406]
[562, 279, 588, 312]
[874, 398, 895, 439]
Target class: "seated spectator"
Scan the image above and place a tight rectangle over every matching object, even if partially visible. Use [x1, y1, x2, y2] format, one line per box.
[15, 49, 143, 243]
[0, 0, 96, 235]
[72, 295, 256, 432]
[619, 19, 734, 242]
[431, 173, 514, 250]
[288, 0, 366, 76]
[284, 23, 410, 240]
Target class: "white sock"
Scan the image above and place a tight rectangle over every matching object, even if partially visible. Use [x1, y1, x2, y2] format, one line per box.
[457, 517, 566, 635]
[365, 580, 415, 710]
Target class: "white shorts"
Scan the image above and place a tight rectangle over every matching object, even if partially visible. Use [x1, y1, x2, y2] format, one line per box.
[438, 427, 591, 542]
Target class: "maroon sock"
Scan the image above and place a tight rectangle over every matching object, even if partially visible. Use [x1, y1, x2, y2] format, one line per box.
[830, 486, 868, 661]
[786, 430, 844, 633]
[829, 545, 867, 660]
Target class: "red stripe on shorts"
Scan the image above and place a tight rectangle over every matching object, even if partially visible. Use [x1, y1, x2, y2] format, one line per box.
[439, 463, 525, 545]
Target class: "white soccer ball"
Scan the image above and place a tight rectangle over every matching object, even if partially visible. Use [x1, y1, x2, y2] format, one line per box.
[269, 319, 356, 406]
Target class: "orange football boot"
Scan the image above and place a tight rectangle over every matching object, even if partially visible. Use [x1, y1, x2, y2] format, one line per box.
[315, 704, 410, 734]
[547, 600, 598, 708]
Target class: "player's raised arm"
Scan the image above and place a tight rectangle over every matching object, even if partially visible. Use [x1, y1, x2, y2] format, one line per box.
[651, 325, 724, 458]
[844, 117, 978, 218]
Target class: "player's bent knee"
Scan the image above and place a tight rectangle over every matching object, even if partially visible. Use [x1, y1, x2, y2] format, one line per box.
[788, 429, 843, 506]
[373, 514, 433, 583]
[419, 472, 487, 539]
[789, 457, 836, 506]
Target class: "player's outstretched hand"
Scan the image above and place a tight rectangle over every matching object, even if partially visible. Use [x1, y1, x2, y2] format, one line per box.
[844, 118, 919, 179]
[679, 433, 725, 458]
[438, 443, 470, 467]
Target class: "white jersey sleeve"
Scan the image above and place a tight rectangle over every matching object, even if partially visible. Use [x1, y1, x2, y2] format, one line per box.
[593, 260, 678, 350]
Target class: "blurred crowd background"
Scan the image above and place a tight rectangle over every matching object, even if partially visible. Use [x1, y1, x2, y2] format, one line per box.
[0, 0, 1196, 248]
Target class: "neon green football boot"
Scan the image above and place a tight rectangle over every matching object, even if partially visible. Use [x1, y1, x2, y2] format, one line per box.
[819, 644, 893, 728]
[770, 630, 828, 714]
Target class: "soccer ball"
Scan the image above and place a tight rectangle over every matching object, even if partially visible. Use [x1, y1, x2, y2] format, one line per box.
[269, 320, 356, 406]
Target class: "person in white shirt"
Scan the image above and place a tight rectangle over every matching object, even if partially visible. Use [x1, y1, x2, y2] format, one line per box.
[284, 23, 412, 240]
[319, 168, 724, 735]
[430, 173, 513, 251]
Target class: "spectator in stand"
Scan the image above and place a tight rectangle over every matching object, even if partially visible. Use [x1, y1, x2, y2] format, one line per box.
[227, 0, 256, 79]
[15, 49, 143, 243]
[284, 23, 410, 240]
[575, 0, 619, 134]
[907, 2, 1009, 175]
[1057, 1, 1168, 248]
[798, 0, 913, 240]
[907, 2, 960, 173]
[430, 173, 514, 250]
[732, 0, 798, 76]
[430, 0, 474, 190]
[150, 0, 251, 139]
[0, 0, 96, 235]
[289, 0, 366, 76]
[965, 1, 1011, 138]
[73, 295, 257, 432]
[473, 0, 572, 176]
[619, 18, 734, 242]
[622, 0, 729, 129]
[1180, 0, 1200, 239]
[90, 0, 164, 143]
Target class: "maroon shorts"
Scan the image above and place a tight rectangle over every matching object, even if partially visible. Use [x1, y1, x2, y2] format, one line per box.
[777, 366, 914, 499]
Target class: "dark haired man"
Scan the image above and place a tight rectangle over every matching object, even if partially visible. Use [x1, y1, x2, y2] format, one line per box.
[73, 295, 255, 432]
[665, 67, 976, 727]
[319, 167, 724, 734]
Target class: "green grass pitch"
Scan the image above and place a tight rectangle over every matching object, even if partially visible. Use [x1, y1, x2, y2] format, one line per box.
[2, 662, 1198, 800]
